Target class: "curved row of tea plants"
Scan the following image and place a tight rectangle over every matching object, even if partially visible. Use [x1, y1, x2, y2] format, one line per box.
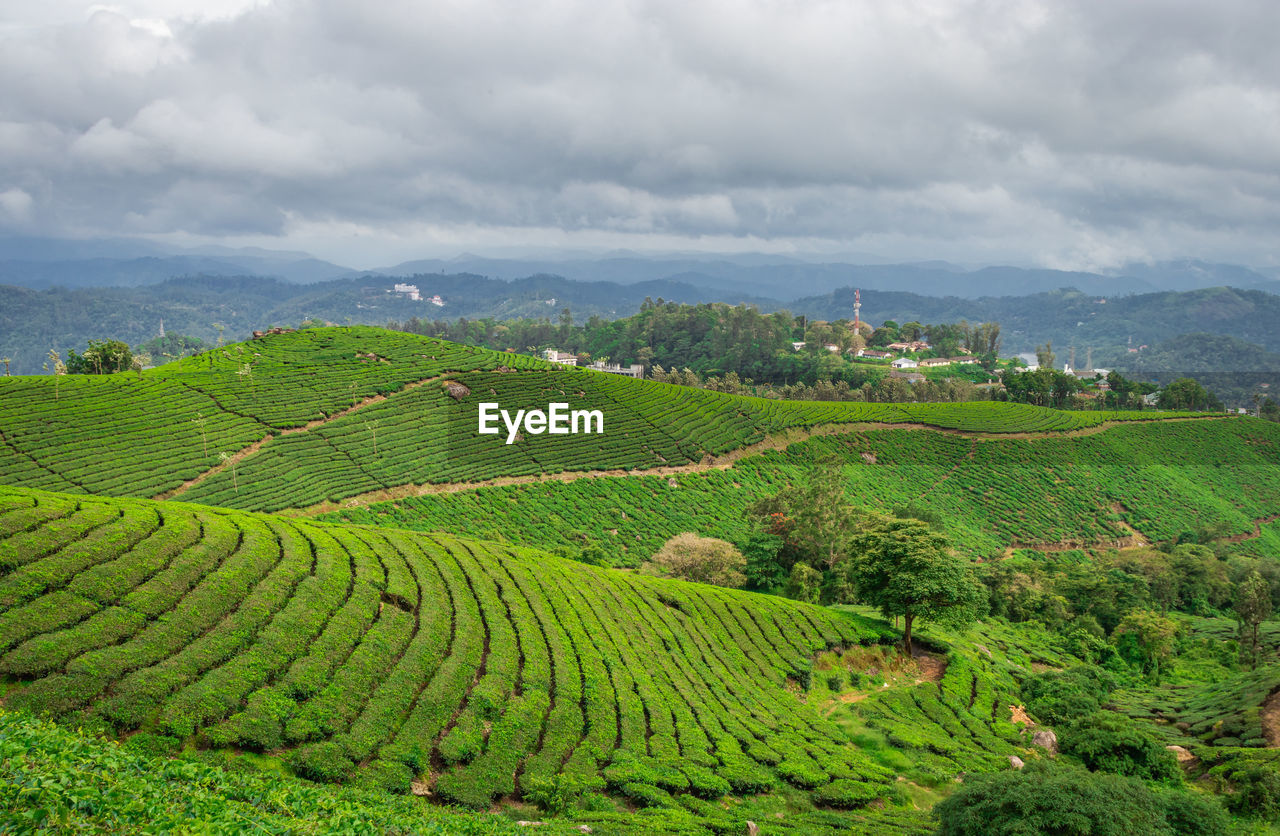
[0, 709, 547, 835]
[0, 327, 1211, 513]
[326, 418, 1280, 564]
[0, 484, 935, 826]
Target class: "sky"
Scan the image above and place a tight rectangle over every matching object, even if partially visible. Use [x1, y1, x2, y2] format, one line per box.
[1, 0, 1279, 270]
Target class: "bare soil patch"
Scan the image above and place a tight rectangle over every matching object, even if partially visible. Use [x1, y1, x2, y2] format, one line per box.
[912, 649, 947, 683]
[1262, 687, 1280, 747]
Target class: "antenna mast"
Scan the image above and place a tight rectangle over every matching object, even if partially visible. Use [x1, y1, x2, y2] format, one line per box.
[853, 288, 861, 333]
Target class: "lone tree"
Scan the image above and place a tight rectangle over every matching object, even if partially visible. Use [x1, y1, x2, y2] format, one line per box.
[844, 519, 982, 654]
[750, 463, 864, 573]
[643, 533, 746, 588]
[1234, 570, 1273, 670]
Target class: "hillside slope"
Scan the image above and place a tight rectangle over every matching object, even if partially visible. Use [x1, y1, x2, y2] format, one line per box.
[0, 485, 963, 829]
[0, 326, 1207, 513]
[326, 417, 1280, 563]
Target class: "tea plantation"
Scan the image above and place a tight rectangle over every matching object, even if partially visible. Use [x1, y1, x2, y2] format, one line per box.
[0, 484, 972, 832]
[0, 327, 1206, 512]
[1, 327, 1278, 834]
[328, 418, 1280, 565]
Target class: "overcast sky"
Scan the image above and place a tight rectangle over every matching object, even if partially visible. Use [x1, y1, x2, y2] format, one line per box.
[2, 0, 1279, 270]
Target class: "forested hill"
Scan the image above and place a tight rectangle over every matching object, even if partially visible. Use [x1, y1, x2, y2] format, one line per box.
[792, 286, 1280, 355]
[4, 272, 1278, 381]
[0, 274, 770, 375]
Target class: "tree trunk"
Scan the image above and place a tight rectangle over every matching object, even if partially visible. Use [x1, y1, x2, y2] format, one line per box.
[903, 613, 914, 656]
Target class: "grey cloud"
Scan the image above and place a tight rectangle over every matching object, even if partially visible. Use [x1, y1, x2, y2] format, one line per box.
[2, 0, 1279, 267]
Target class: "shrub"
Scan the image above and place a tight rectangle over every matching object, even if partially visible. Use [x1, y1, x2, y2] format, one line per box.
[353, 759, 413, 794]
[620, 782, 675, 808]
[287, 741, 354, 783]
[642, 533, 746, 588]
[1059, 714, 1181, 783]
[934, 761, 1169, 836]
[121, 733, 181, 758]
[1228, 765, 1280, 821]
[777, 759, 829, 789]
[1154, 789, 1229, 836]
[680, 764, 731, 799]
[523, 774, 602, 816]
[1021, 666, 1115, 726]
[719, 758, 776, 794]
[812, 778, 900, 809]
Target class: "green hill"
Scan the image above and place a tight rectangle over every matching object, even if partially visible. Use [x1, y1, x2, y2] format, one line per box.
[0, 484, 963, 831]
[2, 326, 1278, 833]
[0, 326, 1209, 514]
[325, 417, 1280, 565]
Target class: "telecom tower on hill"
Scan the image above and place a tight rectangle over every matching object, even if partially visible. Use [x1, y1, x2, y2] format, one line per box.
[853, 288, 862, 332]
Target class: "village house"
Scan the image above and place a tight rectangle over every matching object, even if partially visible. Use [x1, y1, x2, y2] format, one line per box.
[918, 358, 952, 368]
[949, 356, 978, 365]
[858, 349, 892, 360]
[543, 349, 578, 366]
[588, 360, 645, 378]
[889, 371, 926, 384]
[886, 340, 931, 352]
[891, 357, 918, 369]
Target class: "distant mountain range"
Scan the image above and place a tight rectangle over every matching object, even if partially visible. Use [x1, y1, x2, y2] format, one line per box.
[0, 273, 770, 374]
[1, 236, 1278, 299]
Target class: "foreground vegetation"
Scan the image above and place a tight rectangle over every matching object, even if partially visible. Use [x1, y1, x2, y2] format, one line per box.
[1, 326, 1278, 834]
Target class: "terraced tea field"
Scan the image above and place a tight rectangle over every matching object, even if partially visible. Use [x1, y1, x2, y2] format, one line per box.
[1, 327, 1276, 833]
[0, 484, 956, 830]
[328, 418, 1280, 564]
[0, 327, 1210, 513]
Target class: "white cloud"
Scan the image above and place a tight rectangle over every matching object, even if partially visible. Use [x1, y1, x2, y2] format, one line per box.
[2, 0, 1280, 268]
[0, 188, 33, 221]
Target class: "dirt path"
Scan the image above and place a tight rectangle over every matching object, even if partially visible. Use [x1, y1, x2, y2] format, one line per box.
[1222, 514, 1280, 544]
[149, 376, 1228, 514]
[1262, 688, 1280, 748]
[155, 376, 443, 501]
[289, 417, 1221, 516]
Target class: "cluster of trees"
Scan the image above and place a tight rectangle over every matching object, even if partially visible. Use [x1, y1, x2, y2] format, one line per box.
[47, 335, 206, 377]
[742, 468, 983, 654]
[65, 339, 138, 375]
[867, 318, 1002, 364]
[981, 542, 1277, 677]
[1156, 377, 1223, 411]
[136, 333, 209, 364]
[629, 467, 986, 656]
[648, 365, 990, 404]
[395, 301, 1004, 387]
[1000, 366, 1223, 412]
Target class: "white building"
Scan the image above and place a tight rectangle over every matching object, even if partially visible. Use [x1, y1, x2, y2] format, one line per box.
[392, 283, 421, 301]
[428, 295, 444, 307]
[543, 349, 578, 366]
[589, 361, 645, 378]
[891, 357, 918, 369]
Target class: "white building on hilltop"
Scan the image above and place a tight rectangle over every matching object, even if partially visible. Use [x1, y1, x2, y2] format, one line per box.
[543, 349, 578, 366]
[392, 283, 421, 301]
[589, 360, 644, 378]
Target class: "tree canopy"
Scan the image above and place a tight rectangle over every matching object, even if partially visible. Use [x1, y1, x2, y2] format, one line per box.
[842, 519, 983, 654]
